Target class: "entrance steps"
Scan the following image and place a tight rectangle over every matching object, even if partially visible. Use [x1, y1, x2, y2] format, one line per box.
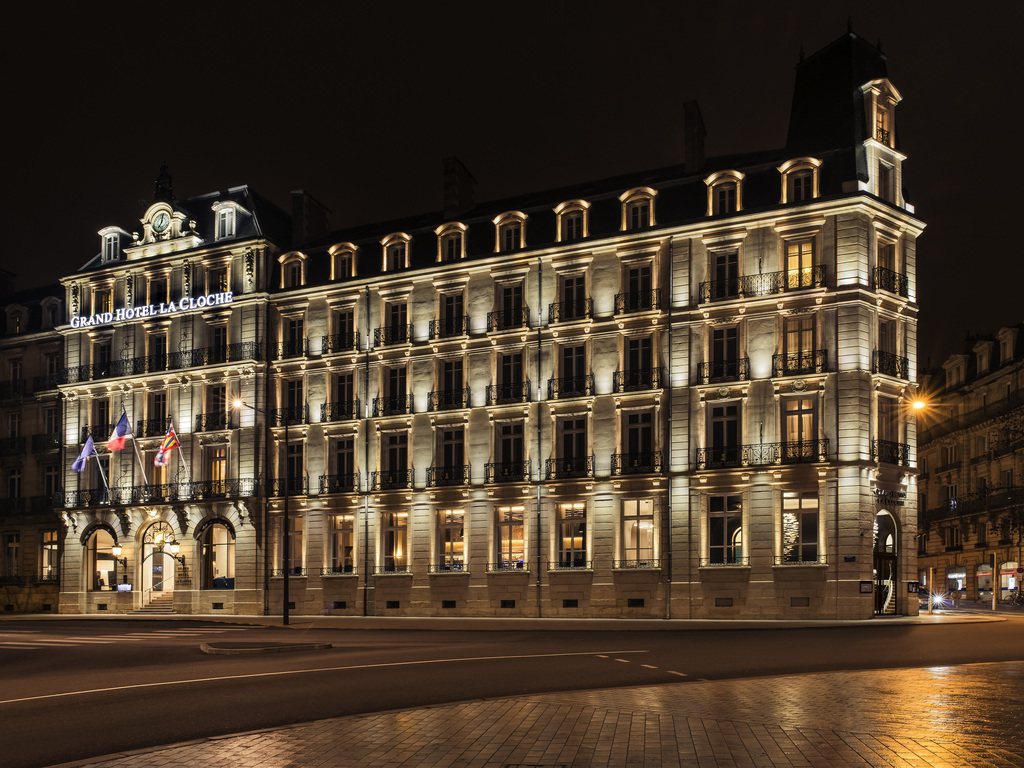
[132, 593, 175, 614]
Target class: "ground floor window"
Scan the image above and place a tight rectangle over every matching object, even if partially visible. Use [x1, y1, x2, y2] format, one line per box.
[946, 566, 966, 592]
[2, 531, 19, 579]
[381, 512, 408, 572]
[282, 515, 303, 575]
[708, 495, 743, 564]
[976, 563, 993, 596]
[329, 514, 354, 573]
[557, 502, 587, 568]
[437, 509, 465, 570]
[1000, 561, 1020, 597]
[781, 492, 819, 563]
[199, 520, 235, 589]
[41, 530, 58, 580]
[621, 499, 654, 564]
[496, 505, 525, 569]
[86, 526, 116, 590]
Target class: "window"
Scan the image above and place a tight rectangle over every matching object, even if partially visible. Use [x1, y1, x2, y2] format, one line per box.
[557, 502, 587, 567]
[382, 234, 410, 271]
[496, 505, 525, 569]
[556, 274, 588, 322]
[285, 442, 303, 493]
[204, 445, 226, 494]
[782, 492, 819, 563]
[383, 300, 409, 344]
[42, 465, 59, 498]
[708, 495, 743, 564]
[708, 403, 740, 466]
[783, 398, 817, 459]
[560, 417, 588, 464]
[622, 335, 655, 390]
[495, 351, 525, 403]
[148, 332, 167, 372]
[877, 397, 898, 445]
[86, 526, 116, 590]
[40, 530, 58, 579]
[208, 265, 229, 294]
[493, 213, 526, 253]
[439, 427, 465, 471]
[436, 292, 465, 338]
[619, 188, 656, 231]
[2, 532, 19, 578]
[381, 512, 408, 571]
[329, 514, 355, 573]
[623, 411, 654, 458]
[877, 161, 895, 202]
[780, 315, 816, 375]
[715, 184, 737, 214]
[777, 158, 821, 203]
[282, 258, 304, 288]
[785, 240, 814, 289]
[94, 288, 112, 315]
[555, 200, 590, 241]
[101, 233, 120, 262]
[498, 422, 524, 465]
[789, 171, 813, 202]
[620, 264, 655, 313]
[215, 207, 236, 239]
[705, 172, 744, 215]
[437, 509, 465, 570]
[621, 499, 654, 564]
[283, 515, 303, 574]
[384, 432, 408, 473]
[433, 359, 464, 410]
[148, 276, 168, 305]
[443, 232, 462, 262]
[333, 437, 355, 486]
[558, 344, 588, 397]
[877, 241, 895, 273]
[7, 468, 21, 500]
[200, 521, 235, 589]
[148, 392, 167, 436]
[494, 282, 525, 330]
[7, 412, 20, 440]
[206, 384, 227, 427]
[709, 326, 740, 382]
[709, 251, 739, 300]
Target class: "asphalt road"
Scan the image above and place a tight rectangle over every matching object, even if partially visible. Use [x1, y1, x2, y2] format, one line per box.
[3, 614, 1024, 768]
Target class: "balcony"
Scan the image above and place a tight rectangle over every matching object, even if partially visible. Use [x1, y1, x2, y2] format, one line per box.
[429, 315, 469, 340]
[373, 395, 413, 417]
[372, 469, 414, 491]
[548, 375, 595, 399]
[54, 479, 258, 508]
[428, 387, 471, 412]
[0, 379, 25, 399]
[277, 338, 308, 359]
[321, 331, 360, 354]
[319, 473, 360, 494]
[166, 342, 263, 369]
[774, 554, 827, 566]
[322, 564, 355, 575]
[31, 433, 60, 452]
[321, 400, 361, 422]
[373, 324, 412, 347]
[698, 359, 749, 385]
[611, 452, 663, 475]
[875, 126, 891, 145]
[270, 405, 308, 426]
[195, 411, 230, 432]
[548, 298, 593, 323]
[428, 563, 468, 574]
[873, 350, 910, 379]
[81, 424, 117, 443]
[485, 461, 531, 483]
[614, 289, 661, 314]
[772, 350, 828, 377]
[137, 418, 170, 438]
[487, 381, 531, 406]
[699, 266, 827, 303]
[489, 561, 528, 572]
[549, 559, 592, 571]
[269, 477, 309, 497]
[426, 465, 471, 487]
[32, 374, 60, 392]
[487, 307, 530, 332]
[696, 439, 829, 469]
[699, 557, 750, 567]
[872, 439, 911, 466]
[271, 567, 308, 577]
[615, 559, 660, 569]
[613, 367, 663, 393]
[546, 455, 594, 480]
[373, 563, 411, 575]
[874, 266, 909, 297]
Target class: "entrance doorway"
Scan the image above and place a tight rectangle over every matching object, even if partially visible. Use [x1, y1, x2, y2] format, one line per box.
[142, 521, 178, 603]
[873, 512, 898, 615]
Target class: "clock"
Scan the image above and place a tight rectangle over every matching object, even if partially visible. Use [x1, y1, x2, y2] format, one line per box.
[153, 211, 170, 233]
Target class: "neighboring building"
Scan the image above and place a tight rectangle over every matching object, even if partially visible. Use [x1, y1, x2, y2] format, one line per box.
[917, 325, 1024, 601]
[48, 31, 923, 620]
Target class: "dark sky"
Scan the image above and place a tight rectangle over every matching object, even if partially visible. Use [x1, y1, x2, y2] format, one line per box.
[3, 1, 1020, 368]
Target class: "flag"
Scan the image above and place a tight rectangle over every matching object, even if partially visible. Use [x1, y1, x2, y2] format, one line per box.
[72, 435, 96, 473]
[107, 412, 131, 451]
[154, 423, 179, 467]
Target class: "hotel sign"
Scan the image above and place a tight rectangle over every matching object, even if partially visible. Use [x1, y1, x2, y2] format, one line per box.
[71, 292, 234, 329]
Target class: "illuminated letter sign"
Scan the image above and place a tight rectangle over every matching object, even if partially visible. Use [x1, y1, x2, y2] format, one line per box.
[70, 292, 234, 329]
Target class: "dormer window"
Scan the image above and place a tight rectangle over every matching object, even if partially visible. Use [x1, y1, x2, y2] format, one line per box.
[619, 188, 656, 231]
[216, 208, 235, 239]
[435, 224, 467, 262]
[778, 158, 822, 204]
[555, 201, 590, 242]
[329, 244, 357, 280]
[6, 308, 25, 334]
[705, 172, 744, 216]
[382, 233, 411, 271]
[279, 252, 307, 289]
[98, 228, 128, 263]
[41, 299, 60, 329]
[493, 213, 526, 253]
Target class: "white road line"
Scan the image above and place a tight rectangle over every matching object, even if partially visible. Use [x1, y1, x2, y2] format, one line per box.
[614, 658, 630, 663]
[0, 644, 49, 649]
[668, 670, 687, 677]
[641, 664, 658, 669]
[0, 638, 109, 646]
[0, 650, 650, 705]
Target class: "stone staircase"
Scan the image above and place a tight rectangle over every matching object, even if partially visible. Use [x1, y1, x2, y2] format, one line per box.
[131, 592, 175, 614]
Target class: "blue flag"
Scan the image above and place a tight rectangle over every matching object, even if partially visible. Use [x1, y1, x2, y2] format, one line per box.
[72, 435, 96, 473]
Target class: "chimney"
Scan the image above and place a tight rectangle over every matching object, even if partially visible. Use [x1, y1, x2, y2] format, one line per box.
[443, 156, 477, 220]
[684, 101, 706, 172]
[291, 190, 332, 247]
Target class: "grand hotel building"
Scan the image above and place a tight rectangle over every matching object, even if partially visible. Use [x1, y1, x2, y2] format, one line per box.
[2, 32, 924, 619]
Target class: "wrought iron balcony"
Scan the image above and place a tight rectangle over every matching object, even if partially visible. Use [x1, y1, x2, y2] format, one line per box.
[548, 298, 593, 323]
[698, 359, 749, 384]
[31, 433, 60, 452]
[319, 473, 360, 494]
[874, 266, 909, 297]
[321, 400, 361, 421]
[321, 331, 360, 354]
[270, 405, 308, 426]
[489, 560, 528, 572]
[167, 342, 262, 369]
[277, 339, 308, 359]
[485, 461, 531, 483]
[772, 350, 828, 377]
[611, 452, 663, 475]
[613, 367, 664, 393]
[373, 324, 412, 347]
[32, 374, 60, 391]
[429, 315, 469, 340]
[271, 567, 308, 577]
[546, 455, 595, 479]
[373, 395, 413, 417]
[0, 436, 25, 455]
[696, 439, 829, 469]
[487, 381, 531, 405]
[873, 439, 911, 466]
[774, 554, 827, 566]
[428, 387, 471, 411]
[269, 476, 309, 497]
[614, 289, 661, 314]
[372, 469, 414, 491]
[548, 375, 595, 399]
[195, 411, 230, 432]
[549, 559, 592, 571]
[321, 564, 355, 575]
[80, 424, 117, 443]
[428, 563, 468, 574]
[872, 350, 910, 379]
[426, 465, 471, 487]
[54, 479, 259, 508]
[373, 563, 411, 574]
[614, 559, 660, 569]
[487, 307, 530, 331]
[875, 126, 891, 145]
[137, 418, 170, 438]
[0, 379, 25, 399]
[699, 557, 749, 567]
[699, 265, 827, 303]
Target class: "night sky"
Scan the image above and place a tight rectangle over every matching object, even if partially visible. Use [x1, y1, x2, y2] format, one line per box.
[3, 1, 1021, 368]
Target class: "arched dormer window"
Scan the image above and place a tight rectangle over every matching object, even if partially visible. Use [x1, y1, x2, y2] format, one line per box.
[492, 212, 526, 253]
[705, 171, 745, 216]
[329, 243, 358, 280]
[619, 188, 657, 231]
[98, 227, 128, 263]
[554, 200, 591, 242]
[435, 223, 468, 262]
[777, 158, 822, 204]
[6, 305, 27, 334]
[212, 201, 248, 240]
[278, 252, 308, 289]
[381, 233, 411, 271]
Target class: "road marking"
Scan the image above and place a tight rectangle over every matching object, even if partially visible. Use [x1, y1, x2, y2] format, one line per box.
[641, 664, 658, 669]
[668, 671, 687, 677]
[614, 658, 630, 663]
[0, 650, 650, 705]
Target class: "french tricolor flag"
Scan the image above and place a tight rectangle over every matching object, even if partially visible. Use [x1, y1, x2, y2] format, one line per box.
[107, 412, 131, 451]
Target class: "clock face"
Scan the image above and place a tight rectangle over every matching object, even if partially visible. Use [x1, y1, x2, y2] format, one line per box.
[153, 212, 170, 233]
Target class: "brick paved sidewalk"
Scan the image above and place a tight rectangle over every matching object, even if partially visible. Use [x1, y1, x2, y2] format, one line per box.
[57, 662, 1024, 767]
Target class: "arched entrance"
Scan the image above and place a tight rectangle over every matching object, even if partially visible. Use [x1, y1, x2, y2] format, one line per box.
[873, 512, 899, 615]
[141, 521, 179, 604]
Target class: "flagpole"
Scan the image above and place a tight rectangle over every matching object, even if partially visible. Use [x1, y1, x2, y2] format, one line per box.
[126, 409, 149, 487]
[173, 426, 192, 484]
[92, 450, 111, 499]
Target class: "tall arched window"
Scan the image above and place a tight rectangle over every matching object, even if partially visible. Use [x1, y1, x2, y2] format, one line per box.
[85, 525, 117, 591]
[198, 519, 236, 589]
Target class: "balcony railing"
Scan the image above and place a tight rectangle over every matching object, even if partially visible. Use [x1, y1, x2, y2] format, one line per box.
[611, 452, 663, 475]
[321, 331, 360, 354]
[137, 418, 170, 438]
[922, 486, 1024, 525]
[546, 455, 595, 480]
[195, 412, 230, 432]
[373, 324, 412, 347]
[372, 469, 414, 491]
[615, 559, 660, 569]
[548, 298, 593, 323]
[697, 439, 829, 469]
[874, 266, 909, 297]
[872, 350, 910, 379]
[872, 439, 911, 466]
[32, 374, 60, 392]
[613, 367, 663, 393]
[271, 567, 308, 577]
[428, 563, 468, 574]
[429, 315, 469, 340]
[548, 375, 595, 399]
[875, 126, 891, 145]
[81, 424, 118, 443]
[426, 465, 471, 487]
[487, 307, 530, 331]
[699, 266, 827, 303]
[485, 461, 531, 483]
[31, 433, 61, 451]
[322, 564, 355, 575]
[321, 400, 361, 421]
[772, 350, 828, 377]
[373, 563, 411, 574]
[489, 560, 528, 572]
[698, 359, 749, 385]
[166, 342, 263, 369]
[269, 477, 309, 497]
[0, 380, 25, 399]
[428, 388, 471, 411]
[486, 381, 531, 405]
[270, 405, 308, 426]
[614, 289, 661, 314]
[699, 557, 750, 567]
[319, 473, 360, 494]
[549, 559, 592, 571]
[55, 479, 258, 508]
[774, 554, 828, 566]
[373, 395, 413, 417]
[277, 339, 308, 359]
